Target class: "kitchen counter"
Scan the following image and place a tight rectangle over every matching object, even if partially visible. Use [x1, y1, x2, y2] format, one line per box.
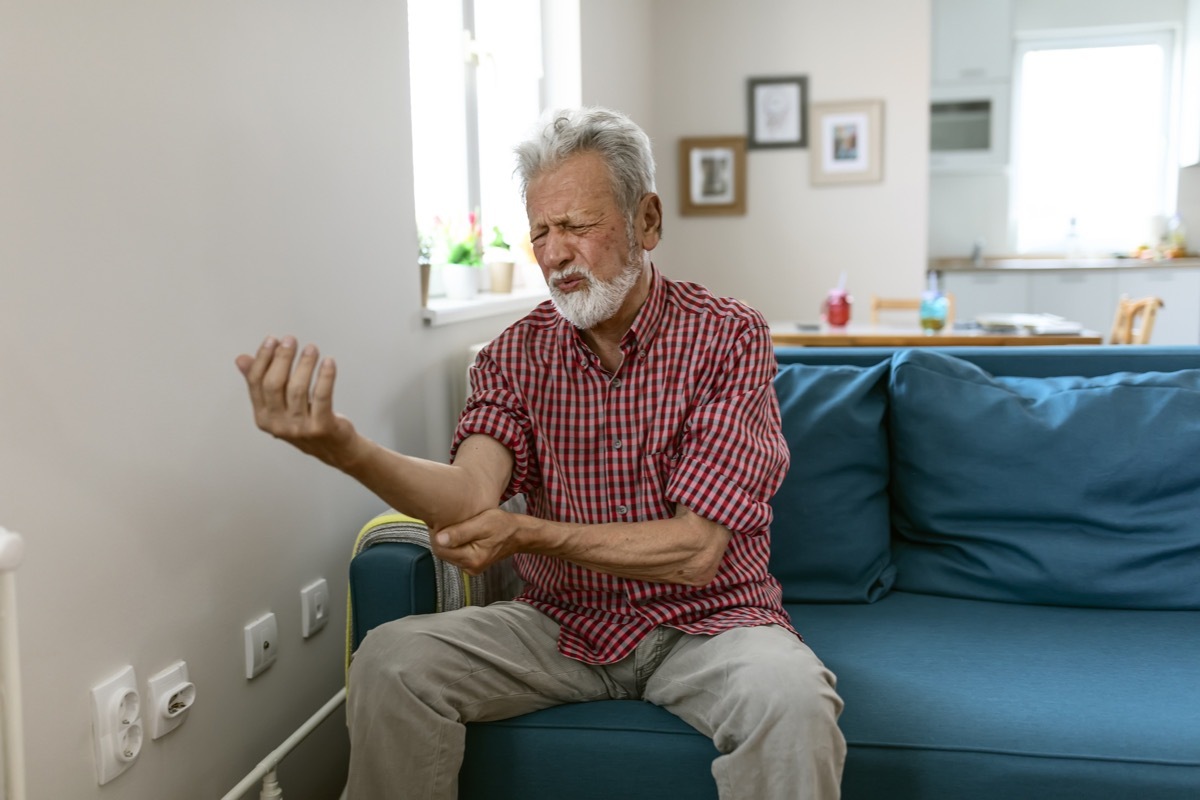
[935, 259, 1200, 345]
[932, 256, 1200, 272]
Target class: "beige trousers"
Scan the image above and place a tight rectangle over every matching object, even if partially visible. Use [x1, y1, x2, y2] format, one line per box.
[346, 601, 845, 799]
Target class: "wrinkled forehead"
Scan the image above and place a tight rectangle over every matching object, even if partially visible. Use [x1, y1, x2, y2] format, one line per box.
[525, 152, 621, 219]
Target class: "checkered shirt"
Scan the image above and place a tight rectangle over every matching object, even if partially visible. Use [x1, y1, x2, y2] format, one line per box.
[451, 267, 793, 664]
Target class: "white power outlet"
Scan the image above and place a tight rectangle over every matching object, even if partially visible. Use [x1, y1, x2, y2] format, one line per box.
[90, 665, 143, 785]
[146, 660, 196, 739]
[244, 612, 278, 680]
[300, 578, 330, 638]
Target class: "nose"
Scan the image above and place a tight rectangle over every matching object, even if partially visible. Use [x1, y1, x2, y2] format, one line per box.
[536, 229, 571, 273]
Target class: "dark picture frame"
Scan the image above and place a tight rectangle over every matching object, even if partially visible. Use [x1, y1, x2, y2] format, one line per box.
[678, 136, 747, 216]
[747, 75, 809, 149]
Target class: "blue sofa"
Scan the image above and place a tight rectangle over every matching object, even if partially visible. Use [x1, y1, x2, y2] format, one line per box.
[348, 346, 1200, 799]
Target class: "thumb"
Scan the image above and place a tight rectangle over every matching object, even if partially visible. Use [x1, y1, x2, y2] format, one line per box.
[234, 354, 253, 376]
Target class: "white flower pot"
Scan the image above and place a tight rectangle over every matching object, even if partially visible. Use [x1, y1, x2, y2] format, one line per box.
[441, 263, 481, 300]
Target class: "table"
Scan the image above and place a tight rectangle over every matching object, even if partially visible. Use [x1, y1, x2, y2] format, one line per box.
[770, 323, 1104, 347]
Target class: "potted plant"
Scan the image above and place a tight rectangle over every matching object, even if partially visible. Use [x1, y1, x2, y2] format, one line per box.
[437, 213, 484, 300]
[484, 225, 516, 294]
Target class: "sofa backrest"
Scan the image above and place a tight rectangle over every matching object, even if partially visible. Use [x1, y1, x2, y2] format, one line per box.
[769, 346, 1200, 611]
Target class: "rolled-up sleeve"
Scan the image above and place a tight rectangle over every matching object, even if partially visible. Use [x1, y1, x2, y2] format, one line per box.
[665, 323, 789, 536]
[450, 349, 537, 501]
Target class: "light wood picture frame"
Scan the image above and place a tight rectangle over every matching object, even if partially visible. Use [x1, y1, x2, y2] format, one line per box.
[679, 136, 747, 216]
[810, 100, 884, 185]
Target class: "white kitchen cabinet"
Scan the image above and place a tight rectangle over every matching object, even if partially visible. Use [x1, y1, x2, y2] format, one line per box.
[931, 0, 1014, 84]
[941, 270, 1030, 322]
[1114, 267, 1200, 345]
[1029, 270, 1116, 340]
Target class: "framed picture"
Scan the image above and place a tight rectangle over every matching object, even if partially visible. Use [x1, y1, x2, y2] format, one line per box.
[810, 100, 884, 185]
[747, 76, 808, 149]
[678, 136, 747, 216]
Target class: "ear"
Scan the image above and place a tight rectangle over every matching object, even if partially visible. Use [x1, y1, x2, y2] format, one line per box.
[636, 193, 663, 251]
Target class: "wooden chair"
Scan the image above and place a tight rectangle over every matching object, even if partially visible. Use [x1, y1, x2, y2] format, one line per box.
[869, 294, 956, 327]
[1109, 295, 1164, 344]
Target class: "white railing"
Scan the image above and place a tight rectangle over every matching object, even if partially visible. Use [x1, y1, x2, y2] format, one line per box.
[0, 528, 26, 800]
[219, 688, 346, 800]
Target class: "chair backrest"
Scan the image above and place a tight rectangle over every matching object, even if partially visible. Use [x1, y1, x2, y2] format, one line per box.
[1109, 295, 1164, 344]
[869, 294, 956, 326]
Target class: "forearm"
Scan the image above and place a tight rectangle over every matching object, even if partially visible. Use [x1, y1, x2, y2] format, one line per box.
[518, 506, 731, 586]
[338, 433, 510, 530]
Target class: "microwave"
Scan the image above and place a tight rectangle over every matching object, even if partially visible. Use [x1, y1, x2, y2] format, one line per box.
[930, 82, 1010, 171]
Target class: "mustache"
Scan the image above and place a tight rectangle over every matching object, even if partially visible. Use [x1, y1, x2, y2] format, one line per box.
[549, 265, 593, 288]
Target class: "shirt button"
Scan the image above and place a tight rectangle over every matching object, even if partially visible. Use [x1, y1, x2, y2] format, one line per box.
[613, 438, 623, 450]
[612, 378, 622, 388]
[616, 504, 628, 515]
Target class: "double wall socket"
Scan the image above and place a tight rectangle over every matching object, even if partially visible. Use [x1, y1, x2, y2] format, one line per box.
[91, 665, 143, 785]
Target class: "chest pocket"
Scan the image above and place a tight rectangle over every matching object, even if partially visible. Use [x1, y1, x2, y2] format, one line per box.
[641, 421, 685, 519]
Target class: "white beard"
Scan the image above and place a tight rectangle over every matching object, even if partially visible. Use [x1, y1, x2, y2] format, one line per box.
[548, 256, 643, 330]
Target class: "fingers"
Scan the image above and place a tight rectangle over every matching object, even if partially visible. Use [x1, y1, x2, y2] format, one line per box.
[286, 343, 321, 415]
[310, 357, 337, 420]
[260, 336, 297, 415]
[239, 335, 334, 426]
[238, 336, 278, 413]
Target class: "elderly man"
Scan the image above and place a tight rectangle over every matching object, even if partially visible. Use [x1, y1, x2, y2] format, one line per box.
[236, 107, 845, 799]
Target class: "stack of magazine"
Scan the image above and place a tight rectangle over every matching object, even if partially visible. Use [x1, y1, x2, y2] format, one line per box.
[975, 313, 1085, 335]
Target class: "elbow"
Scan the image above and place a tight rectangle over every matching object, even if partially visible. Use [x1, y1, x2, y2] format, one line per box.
[679, 544, 727, 587]
[668, 507, 732, 587]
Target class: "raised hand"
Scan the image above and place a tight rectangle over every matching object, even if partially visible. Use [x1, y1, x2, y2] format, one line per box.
[235, 335, 362, 469]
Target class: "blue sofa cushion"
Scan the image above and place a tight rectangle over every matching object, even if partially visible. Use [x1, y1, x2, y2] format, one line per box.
[789, 592, 1200, 800]
[888, 349, 1200, 609]
[458, 594, 1200, 800]
[770, 362, 895, 603]
[461, 701, 718, 800]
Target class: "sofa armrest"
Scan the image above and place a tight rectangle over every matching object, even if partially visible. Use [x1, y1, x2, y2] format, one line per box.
[349, 541, 437, 652]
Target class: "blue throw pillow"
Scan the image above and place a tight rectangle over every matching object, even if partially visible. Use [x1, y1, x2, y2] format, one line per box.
[888, 349, 1200, 609]
[770, 362, 895, 603]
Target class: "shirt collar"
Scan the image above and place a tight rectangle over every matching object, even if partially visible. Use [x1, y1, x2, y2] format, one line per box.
[561, 263, 666, 366]
[621, 263, 666, 356]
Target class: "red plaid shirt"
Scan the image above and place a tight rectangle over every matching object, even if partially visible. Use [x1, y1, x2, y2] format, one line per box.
[452, 267, 793, 664]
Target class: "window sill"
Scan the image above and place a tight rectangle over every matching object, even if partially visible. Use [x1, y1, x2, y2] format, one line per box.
[422, 285, 549, 327]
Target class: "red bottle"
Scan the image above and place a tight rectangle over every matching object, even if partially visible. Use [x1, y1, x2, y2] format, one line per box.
[823, 288, 851, 327]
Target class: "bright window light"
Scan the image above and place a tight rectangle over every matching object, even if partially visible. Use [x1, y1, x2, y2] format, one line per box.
[407, 0, 543, 247]
[475, 0, 543, 242]
[1011, 32, 1175, 255]
[408, 0, 469, 233]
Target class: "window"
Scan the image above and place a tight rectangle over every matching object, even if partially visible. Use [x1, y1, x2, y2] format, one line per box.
[1010, 29, 1178, 254]
[408, 0, 545, 266]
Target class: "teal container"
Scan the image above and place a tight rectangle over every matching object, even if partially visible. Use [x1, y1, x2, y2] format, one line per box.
[919, 291, 949, 334]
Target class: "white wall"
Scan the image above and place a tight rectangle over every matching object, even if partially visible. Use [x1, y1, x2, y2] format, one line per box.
[1013, 0, 1187, 30]
[646, 0, 932, 322]
[580, 0, 657, 133]
[0, 1, 529, 798]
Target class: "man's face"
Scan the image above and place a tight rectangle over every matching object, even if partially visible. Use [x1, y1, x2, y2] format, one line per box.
[526, 152, 645, 329]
